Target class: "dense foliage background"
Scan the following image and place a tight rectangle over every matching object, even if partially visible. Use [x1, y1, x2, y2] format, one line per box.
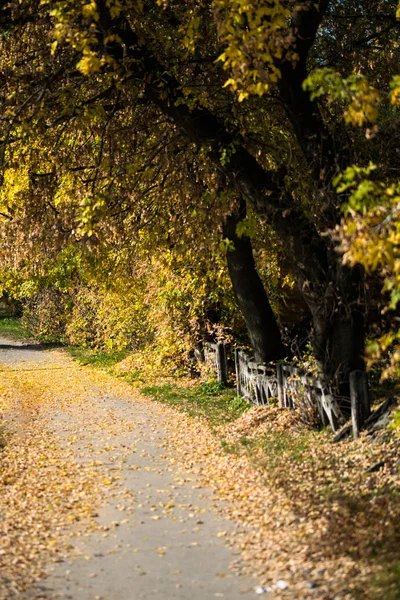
[0, 0, 398, 386]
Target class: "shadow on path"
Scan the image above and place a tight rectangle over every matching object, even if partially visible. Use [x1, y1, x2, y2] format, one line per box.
[0, 344, 45, 351]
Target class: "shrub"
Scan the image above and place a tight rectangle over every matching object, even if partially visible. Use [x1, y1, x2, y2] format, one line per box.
[22, 289, 71, 342]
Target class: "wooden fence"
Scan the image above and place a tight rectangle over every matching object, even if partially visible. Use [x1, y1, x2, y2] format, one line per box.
[202, 344, 370, 435]
[276, 361, 342, 431]
[235, 348, 277, 405]
[203, 342, 228, 386]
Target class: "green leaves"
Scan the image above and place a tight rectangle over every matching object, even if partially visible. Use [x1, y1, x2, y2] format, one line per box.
[235, 213, 257, 239]
[303, 68, 345, 102]
[303, 69, 380, 126]
[338, 166, 400, 378]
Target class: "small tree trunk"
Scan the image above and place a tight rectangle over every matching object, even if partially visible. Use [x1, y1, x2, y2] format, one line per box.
[223, 206, 287, 364]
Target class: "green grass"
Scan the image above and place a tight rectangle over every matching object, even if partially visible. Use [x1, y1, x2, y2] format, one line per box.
[64, 342, 319, 453]
[65, 343, 250, 427]
[358, 562, 400, 600]
[65, 342, 250, 430]
[63, 345, 319, 461]
[140, 380, 249, 428]
[229, 427, 325, 471]
[259, 428, 322, 464]
[389, 407, 400, 431]
[66, 346, 130, 369]
[0, 317, 30, 339]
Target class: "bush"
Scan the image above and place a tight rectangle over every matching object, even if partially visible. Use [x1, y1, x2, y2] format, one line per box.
[65, 285, 152, 351]
[22, 289, 71, 342]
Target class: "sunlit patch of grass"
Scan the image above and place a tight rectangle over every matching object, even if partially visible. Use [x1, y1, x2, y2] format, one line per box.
[216, 403, 329, 467]
[0, 317, 30, 339]
[65, 344, 250, 427]
[140, 380, 249, 428]
[221, 426, 327, 475]
[258, 428, 323, 466]
[66, 346, 130, 369]
[389, 407, 400, 431]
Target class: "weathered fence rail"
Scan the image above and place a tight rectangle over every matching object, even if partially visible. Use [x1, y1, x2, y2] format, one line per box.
[277, 362, 342, 431]
[235, 348, 277, 405]
[202, 343, 370, 435]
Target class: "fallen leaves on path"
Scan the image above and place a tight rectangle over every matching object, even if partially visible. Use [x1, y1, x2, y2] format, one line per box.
[158, 404, 400, 599]
[0, 376, 102, 598]
[0, 350, 399, 600]
[163, 407, 400, 600]
[0, 357, 138, 599]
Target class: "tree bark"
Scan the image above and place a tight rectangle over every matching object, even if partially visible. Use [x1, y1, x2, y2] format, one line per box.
[275, 1, 366, 405]
[223, 204, 287, 364]
[309, 264, 365, 409]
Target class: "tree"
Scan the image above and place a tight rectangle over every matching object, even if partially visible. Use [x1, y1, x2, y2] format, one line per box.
[0, 0, 398, 409]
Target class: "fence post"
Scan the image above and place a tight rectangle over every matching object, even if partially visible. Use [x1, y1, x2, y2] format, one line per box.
[235, 348, 241, 396]
[316, 390, 330, 427]
[321, 392, 340, 432]
[277, 363, 284, 408]
[350, 370, 370, 439]
[194, 343, 205, 363]
[216, 342, 228, 386]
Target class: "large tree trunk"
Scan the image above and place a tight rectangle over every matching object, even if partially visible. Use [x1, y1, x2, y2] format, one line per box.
[275, 3, 366, 407]
[309, 264, 365, 413]
[223, 205, 286, 364]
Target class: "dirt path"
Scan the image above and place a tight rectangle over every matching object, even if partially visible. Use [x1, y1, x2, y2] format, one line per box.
[3, 337, 399, 600]
[0, 337, 256, 600]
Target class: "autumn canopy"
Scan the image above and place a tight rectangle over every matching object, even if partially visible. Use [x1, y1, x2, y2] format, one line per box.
[0, 0, 399, 400]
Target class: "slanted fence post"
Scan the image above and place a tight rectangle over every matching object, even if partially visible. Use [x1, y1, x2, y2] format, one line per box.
[216, 342, 228, 386]
[277, 363, 284, 408]
[350, 370, 370, 438]
[194, 343, 205, 363]
[235, 348, 241, 396]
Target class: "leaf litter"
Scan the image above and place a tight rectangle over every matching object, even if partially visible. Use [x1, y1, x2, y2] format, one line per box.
[0, 349, 399, 599]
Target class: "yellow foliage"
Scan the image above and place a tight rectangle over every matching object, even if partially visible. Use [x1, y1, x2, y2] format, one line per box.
[180, 14, 202, 53]
[64, 284, 151, 351]
[338, 177, 400, 379]
[0, 165, 30, 216]
[304, 69, 382, 127]
[214, 0, 293, 100]
[106, 0, 124, 18]
[77, 52, 102, 75]
[344, 80, 380, 126]
[390, 75, 400, 106]
[82, 2, 99, 21]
